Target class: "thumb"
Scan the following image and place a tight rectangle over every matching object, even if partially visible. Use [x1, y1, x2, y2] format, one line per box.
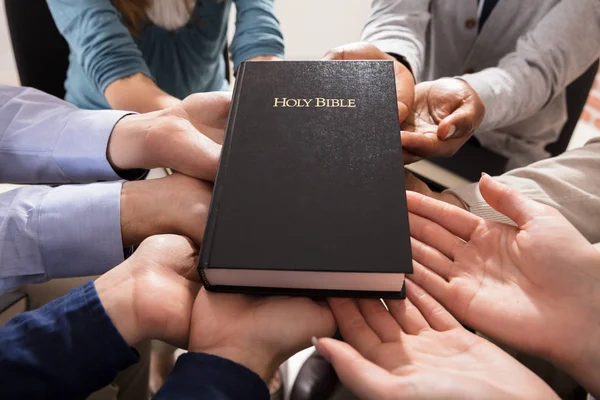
[437, 103, 480, 141]
[479, 173, 545, 228]
[314, 338, 395, 399]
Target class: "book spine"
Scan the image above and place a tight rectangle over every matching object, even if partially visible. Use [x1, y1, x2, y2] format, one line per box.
[197, 62, 247, 277]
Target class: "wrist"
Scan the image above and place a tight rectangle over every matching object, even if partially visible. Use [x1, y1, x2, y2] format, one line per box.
[120, 180, 166, 246]
[555, 250, 600, 396]
[107, 112, 158, 171]
[191, 345, 277, 382]
[94, 269, 143, 345]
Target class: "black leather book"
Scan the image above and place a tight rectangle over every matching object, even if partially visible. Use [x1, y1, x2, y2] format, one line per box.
[199, 61, 412, 298]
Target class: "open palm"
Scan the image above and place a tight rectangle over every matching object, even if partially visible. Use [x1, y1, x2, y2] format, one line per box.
[317, 280, 556, 399]
[407, 175, 600, 366]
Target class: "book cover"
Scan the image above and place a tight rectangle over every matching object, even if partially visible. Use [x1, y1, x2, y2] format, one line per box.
[199, 60, 412, 298]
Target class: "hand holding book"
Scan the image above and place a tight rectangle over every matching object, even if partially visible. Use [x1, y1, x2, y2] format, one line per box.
[406, 174, 600, 398]
[107, 91, 230, 181]
[322, 42, 414, 123]
[187, 290, 336, 383]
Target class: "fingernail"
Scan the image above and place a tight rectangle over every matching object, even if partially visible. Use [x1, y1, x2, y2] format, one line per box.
[481, 172, 490, 177]
[311, 336, 318, 347]
[444, 125, 457, 140]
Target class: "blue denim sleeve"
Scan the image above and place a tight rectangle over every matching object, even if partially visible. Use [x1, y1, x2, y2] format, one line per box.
[0, 281, 139, 399]
[46, 0, 153, 93]
[155, 352, 269, 400]
[0, 182, 124, 294]
[230, 0, 285, 72]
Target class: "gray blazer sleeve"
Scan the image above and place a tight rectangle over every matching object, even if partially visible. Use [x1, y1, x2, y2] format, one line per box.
[461, 0, 600, 132]
[449, 137, 600, 244]
[361, 0, 431, 81]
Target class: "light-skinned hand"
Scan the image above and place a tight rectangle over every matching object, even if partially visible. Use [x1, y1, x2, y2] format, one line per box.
[94, 235, 201, 348]
[407, 175, 600, 397]
[322, 42, 414, 123]
[315, 280, 557, 399]
[402, 78, 484, 164]
[120, 172, 213, 247]
[188, 290, 336, 382]
[107, 91, 230, 181]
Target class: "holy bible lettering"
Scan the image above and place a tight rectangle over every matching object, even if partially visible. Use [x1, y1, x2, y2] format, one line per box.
[273, 97, 357, 108]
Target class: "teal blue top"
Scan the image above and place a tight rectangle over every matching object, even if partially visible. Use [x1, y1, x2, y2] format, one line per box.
[47, 0, 284, 110]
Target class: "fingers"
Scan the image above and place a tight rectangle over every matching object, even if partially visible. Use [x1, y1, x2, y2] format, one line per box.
[182, 131, 222, 181]
[409, 212, 463, 260]
[437, 102, 481, 141]
[401, 131, 440, 159]
[405, 280, 460, 331]
[407, 191, 480, 241]
[386, 296, 430, 335]
[327, 298, 381, 354]
[478, 174, 545, 228]
[322, 42, 384, 61]
[315, 338, 395, 400]
[408, 262, 451, 308]
[356, 299, 402, 342]
[410, 237, 453, 281]
[181, 91, 231, 144]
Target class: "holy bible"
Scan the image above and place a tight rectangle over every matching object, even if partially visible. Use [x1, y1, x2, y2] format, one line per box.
[198, 60, 412, 298]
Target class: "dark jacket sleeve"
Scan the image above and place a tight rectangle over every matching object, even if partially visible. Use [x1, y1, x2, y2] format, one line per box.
[0, 281, 139, 399]
[155, 352, 269, 400]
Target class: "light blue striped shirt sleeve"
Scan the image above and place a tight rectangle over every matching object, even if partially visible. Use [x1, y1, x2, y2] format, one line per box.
[0, 86, 131, 293]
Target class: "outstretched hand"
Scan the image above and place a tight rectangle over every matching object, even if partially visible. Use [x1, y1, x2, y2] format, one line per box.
[315, 281, 557, 399]
[407, 175, 600, 396]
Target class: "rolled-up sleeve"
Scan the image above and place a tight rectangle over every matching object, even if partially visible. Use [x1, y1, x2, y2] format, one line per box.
[0, 85, 131, 184]
[0, 182, 125, 294]
[230, 0, 284, 72]
[46, 0, 152, 94]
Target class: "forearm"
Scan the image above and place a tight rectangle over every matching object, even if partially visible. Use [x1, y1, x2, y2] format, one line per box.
[0, 85, 129, 184]
[0, 183, 125, 294]
[361, 0, 430, 81]
[449, 138, 600, 243]
[460, 0, 600, 132]
[104, 73, 180, 113]
[0, 282, 138, 399]
[230, 0, 284, 72]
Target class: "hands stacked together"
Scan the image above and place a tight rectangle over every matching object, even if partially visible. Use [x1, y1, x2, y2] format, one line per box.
[94, 235, 336, 383]
[104, 92, 230, 247]
[91, 45, 600, 399]
[94, 92, 337, 383]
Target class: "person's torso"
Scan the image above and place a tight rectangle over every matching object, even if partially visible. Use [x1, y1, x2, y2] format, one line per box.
[66, 0, 232, 110]
[425, 0, 565, 167]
